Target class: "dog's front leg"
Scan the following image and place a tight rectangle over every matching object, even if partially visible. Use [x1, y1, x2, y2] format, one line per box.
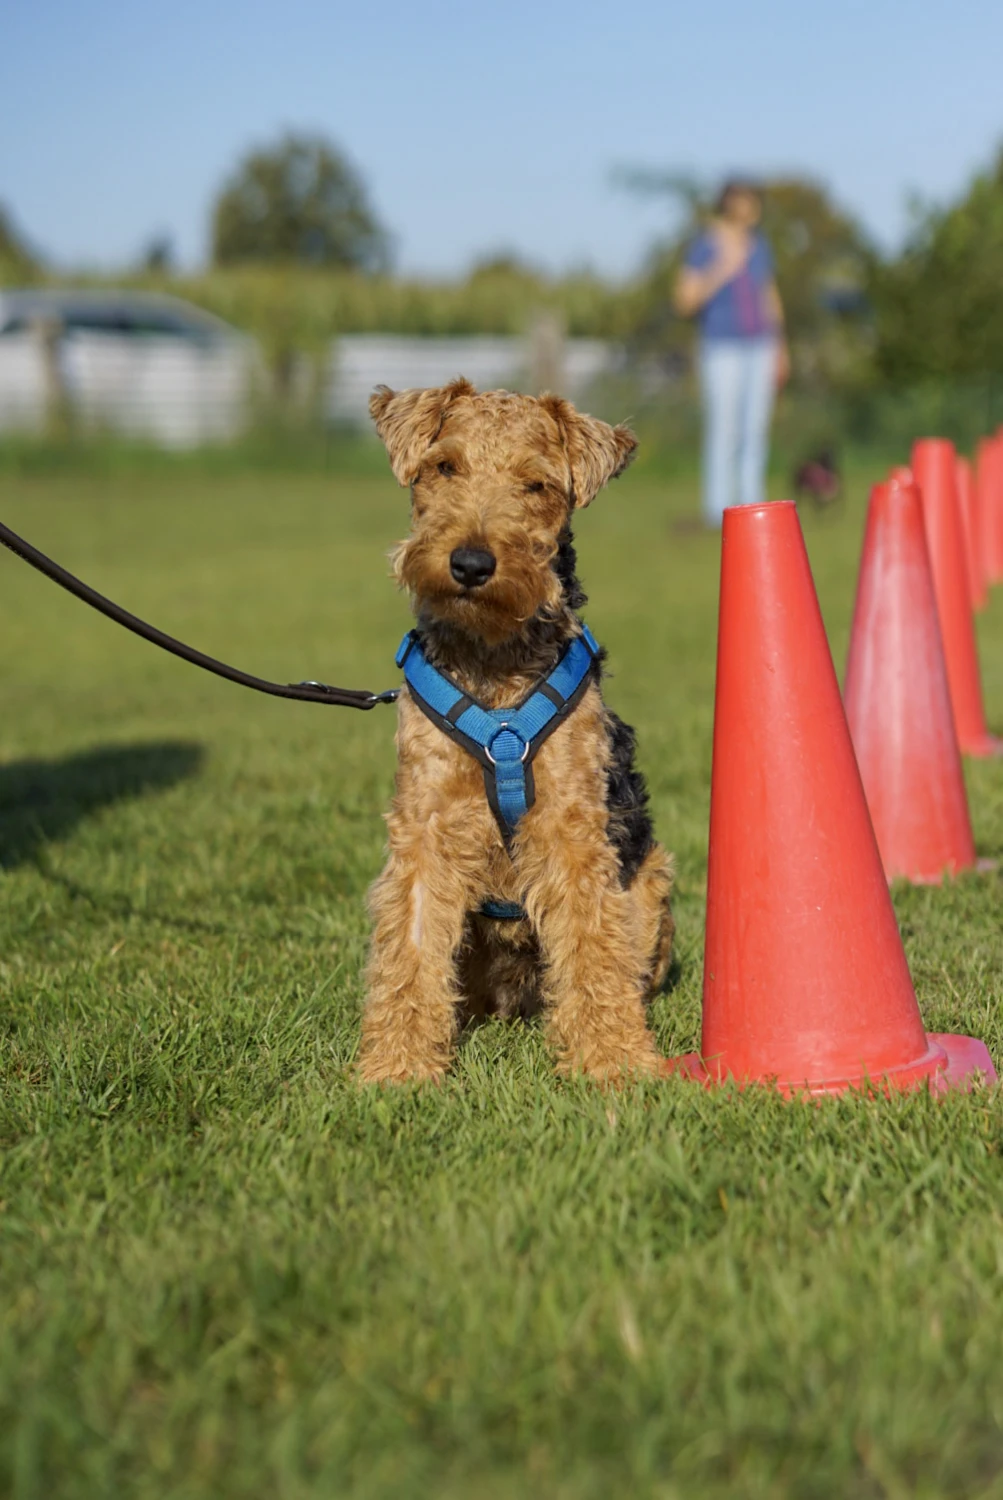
[358, 824, 476, 1085]
[528, 839, 663, 1081]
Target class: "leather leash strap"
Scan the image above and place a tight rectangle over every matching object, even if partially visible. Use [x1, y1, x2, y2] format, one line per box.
[0, 519, 399, 711]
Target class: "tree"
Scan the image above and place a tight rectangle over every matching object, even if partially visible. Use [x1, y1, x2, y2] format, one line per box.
[211, 133, 391, 271]
[139, 234, 175, 274]
[871, 146, 1003, 381]
[759, 179, 871, 348]
[0, 205, 42, 282]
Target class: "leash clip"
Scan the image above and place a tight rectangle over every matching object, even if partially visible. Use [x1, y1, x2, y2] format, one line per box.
[293, 680, 399, 709]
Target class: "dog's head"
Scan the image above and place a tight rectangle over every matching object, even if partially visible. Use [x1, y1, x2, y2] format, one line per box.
[370, 380, 637, 646]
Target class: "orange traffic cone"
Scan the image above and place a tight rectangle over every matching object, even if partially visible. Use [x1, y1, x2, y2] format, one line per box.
[912, 439, 1002, 756]
[956, 455, 987, 610]
[844, 472, 976, 883]
[666, 501, 995, 1095]
[978, 436, 1003, 586]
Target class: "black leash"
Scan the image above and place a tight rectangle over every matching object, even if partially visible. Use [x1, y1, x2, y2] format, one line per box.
[0, 520, 400, 711]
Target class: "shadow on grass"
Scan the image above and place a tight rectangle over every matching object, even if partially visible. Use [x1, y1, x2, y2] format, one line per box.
[0, 741, 204, 870]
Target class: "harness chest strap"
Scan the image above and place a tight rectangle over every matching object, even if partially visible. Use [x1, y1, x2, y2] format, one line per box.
[395, 624, 601, 850]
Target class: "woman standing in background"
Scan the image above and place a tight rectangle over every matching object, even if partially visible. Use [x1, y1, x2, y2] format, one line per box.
[674, 179, 789, 527]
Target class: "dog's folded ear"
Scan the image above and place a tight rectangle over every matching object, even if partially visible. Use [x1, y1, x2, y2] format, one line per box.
[370, 379, 476, 485]
[540, 395, 638, 508]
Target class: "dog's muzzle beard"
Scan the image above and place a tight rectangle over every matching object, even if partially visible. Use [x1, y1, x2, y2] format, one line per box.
[417, 584, 525, 646]
[403, 569, 548, 649]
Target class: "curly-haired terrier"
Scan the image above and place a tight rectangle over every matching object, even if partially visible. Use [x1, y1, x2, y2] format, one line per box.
[359, 379, 674, 1084]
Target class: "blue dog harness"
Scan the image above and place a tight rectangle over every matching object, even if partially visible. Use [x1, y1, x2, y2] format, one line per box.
[395, 624, 601, 853]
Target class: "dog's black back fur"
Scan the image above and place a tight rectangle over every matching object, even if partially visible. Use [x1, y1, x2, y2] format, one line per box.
[553, 526, 657, 888]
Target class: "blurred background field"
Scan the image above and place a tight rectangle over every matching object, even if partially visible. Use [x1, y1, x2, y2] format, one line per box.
[6, 2, 1003, 1494]
[4, 134, 1003, 473]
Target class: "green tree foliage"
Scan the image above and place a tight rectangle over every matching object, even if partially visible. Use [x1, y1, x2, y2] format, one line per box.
[138, 234, 174, 274]
[760, 178, 871, 382]
[871, 147, 1003, 381]
[0, 205, 43, 283]
[211, 134, 391, 272]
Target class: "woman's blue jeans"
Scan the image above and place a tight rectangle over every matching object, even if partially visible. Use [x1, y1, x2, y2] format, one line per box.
[698, 337, 778, 525]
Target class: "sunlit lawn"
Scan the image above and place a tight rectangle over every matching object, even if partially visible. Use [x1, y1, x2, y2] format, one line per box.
[2, 447, 1003, 1498]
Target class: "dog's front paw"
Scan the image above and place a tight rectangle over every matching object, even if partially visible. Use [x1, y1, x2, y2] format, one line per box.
[357, 1055, 445, 1087]
[357, 987, 455, 1086]
[558, 1043, 665, 1086]
[352, 1026, 446, 1086]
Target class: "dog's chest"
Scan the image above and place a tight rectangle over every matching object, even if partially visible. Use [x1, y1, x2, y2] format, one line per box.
[395, 686, 610, 837]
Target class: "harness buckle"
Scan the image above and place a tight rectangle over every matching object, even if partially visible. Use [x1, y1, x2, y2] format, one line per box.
[395, 631, 416, 669]
[484, 722, 530, 766]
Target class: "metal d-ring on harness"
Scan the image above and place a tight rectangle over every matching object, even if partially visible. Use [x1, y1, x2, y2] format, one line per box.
[396, 626, 602, 924]
[0, 520, 400, 711]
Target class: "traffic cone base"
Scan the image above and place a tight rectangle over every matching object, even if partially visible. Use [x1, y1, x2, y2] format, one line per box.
[663, 1035, 996, 1096]
[960, 732, 1003, 759]
[898, 855, 998, 887]
[931, 1034, 999, 1092]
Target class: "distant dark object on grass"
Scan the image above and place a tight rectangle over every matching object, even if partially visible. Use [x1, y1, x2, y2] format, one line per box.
[793, 449, 842, 509]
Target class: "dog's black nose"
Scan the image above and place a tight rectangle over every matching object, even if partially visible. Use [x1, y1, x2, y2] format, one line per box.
[449, 547, 496, 589]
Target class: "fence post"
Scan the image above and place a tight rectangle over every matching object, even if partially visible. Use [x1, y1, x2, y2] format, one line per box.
[528, 313, 565, 395]
[33, 316, 70, 437]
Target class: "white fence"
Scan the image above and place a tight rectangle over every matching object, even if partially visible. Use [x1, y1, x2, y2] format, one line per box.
[0, 329, 256, 448]
[326, 335, 621, 426]
[0, 326, 624, 447]
[0, 333, 49, 434]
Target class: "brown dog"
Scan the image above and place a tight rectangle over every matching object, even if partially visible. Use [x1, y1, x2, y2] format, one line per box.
[358, 380, 674, 1084]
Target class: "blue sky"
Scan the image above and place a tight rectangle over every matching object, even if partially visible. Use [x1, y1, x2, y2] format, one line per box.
[4, 0, 1003, 279]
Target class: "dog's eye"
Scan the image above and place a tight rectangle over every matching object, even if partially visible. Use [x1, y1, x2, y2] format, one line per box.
[437, 460, 455, 478]
[524, 480, 545, 494]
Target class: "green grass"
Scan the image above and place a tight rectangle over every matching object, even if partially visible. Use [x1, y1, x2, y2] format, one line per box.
[2, 456, 1003, 1500]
